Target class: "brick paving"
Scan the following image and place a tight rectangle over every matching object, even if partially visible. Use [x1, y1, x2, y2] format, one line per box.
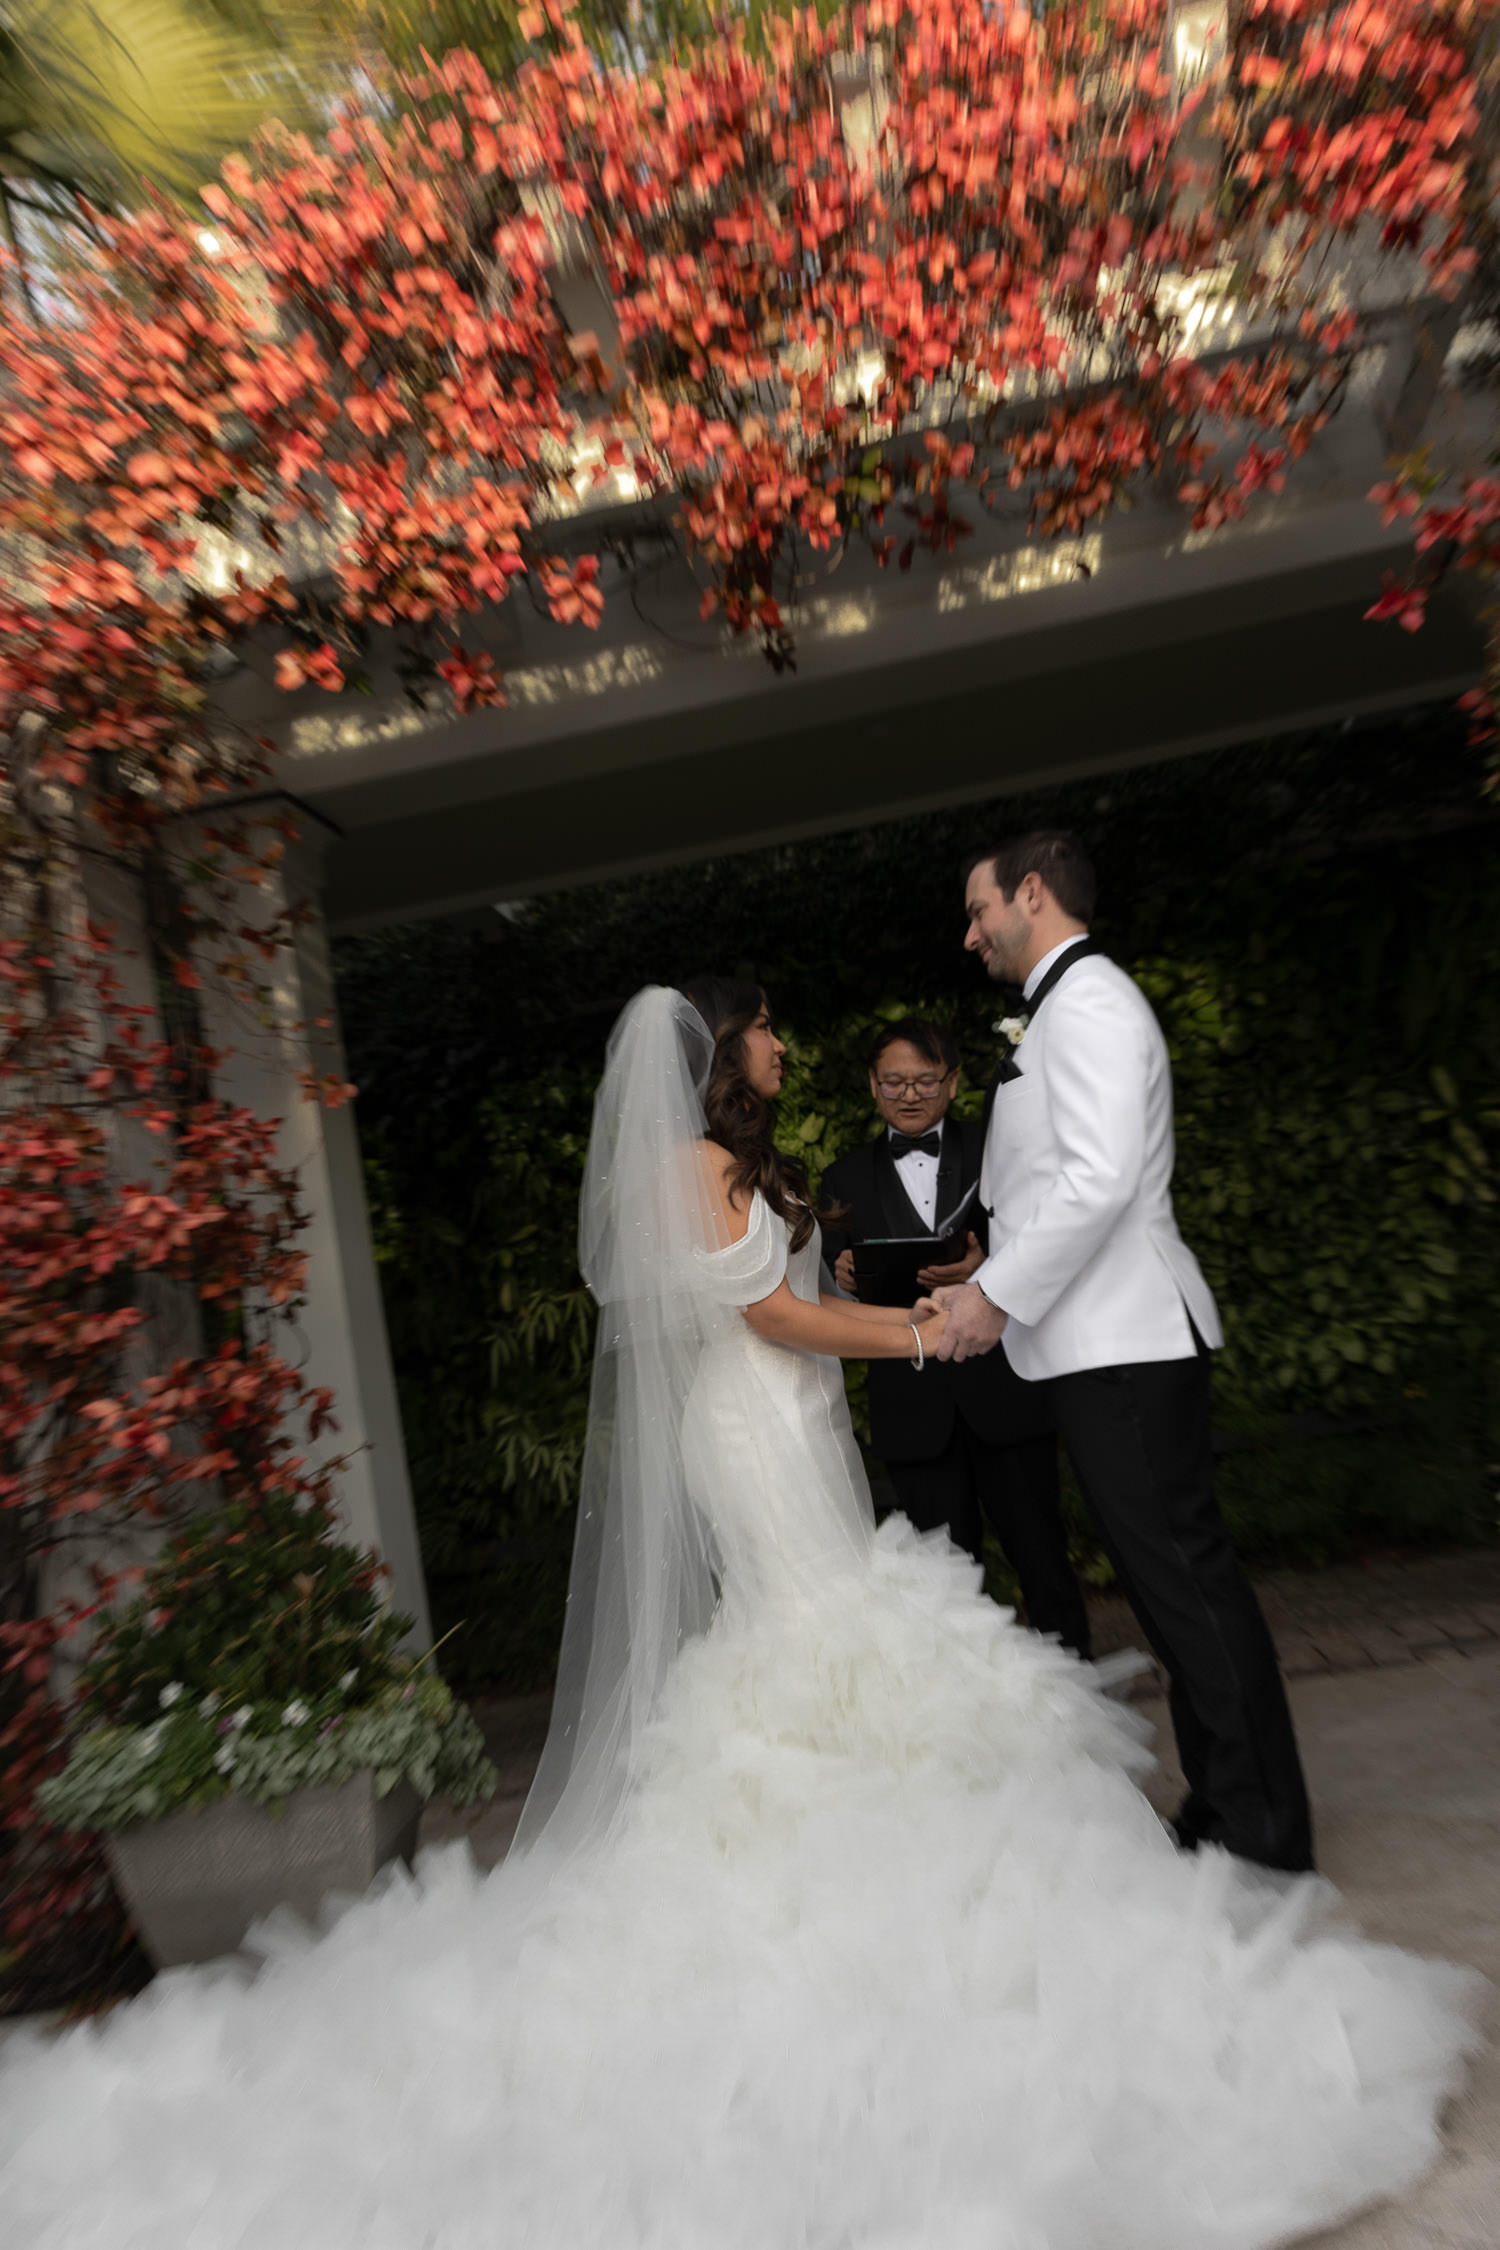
[1150, 1546, 1500, 1672]
[1089, 1544, 1500, 1698]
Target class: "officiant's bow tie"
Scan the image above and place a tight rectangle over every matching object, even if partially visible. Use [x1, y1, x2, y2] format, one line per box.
[890, 1131, 941, 1159]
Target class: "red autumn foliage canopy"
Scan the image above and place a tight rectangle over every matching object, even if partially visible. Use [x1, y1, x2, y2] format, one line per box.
[1, 0, 1490, 729]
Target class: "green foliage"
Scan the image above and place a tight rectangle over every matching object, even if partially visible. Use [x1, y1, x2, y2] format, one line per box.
[1132, 956, 1500, 1419]
[78, 1489, 414, 1729]
[0, 0, 330, 239]
[46, 1489, 500, 1829]
[357, 0, 836, 88]
[358, 1080, 598, 1692]
[337, 710, 1500, 1695]
[358, 0, 720, 82]
[39, 1673, 496, 1833]
[1214, 1412, 1492, 1568]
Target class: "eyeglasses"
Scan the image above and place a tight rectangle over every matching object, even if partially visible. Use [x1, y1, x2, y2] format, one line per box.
[875, 1074, 951, 1097]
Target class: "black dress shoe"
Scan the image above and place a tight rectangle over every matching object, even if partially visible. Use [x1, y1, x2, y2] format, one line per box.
[1169, 1800, 1318, 1876]
[1168, 1794, 1217, 1853]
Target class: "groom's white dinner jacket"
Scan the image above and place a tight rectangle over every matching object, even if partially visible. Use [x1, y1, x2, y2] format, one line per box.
[976, 944, 1224, 1382]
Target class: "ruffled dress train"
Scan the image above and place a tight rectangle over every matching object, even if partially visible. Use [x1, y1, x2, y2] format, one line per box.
[0, 1196, 1482, 2250]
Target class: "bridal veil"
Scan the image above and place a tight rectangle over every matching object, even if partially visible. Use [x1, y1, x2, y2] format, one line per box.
[511, 985, 735, 1858]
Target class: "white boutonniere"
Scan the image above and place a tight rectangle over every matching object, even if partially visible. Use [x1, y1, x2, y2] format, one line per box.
[994, 1014, 1029, 1049]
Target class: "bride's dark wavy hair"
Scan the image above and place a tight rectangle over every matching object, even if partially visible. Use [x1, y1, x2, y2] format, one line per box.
[678, 976, 835, 1254]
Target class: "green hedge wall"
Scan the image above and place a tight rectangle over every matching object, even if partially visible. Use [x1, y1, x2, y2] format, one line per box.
[337, 709, 1500, 1692]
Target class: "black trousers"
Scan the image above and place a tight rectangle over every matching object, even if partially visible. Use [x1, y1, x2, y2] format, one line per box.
[1049, 1338, 1314, 1873]
[884, 1424, 1092, 1659]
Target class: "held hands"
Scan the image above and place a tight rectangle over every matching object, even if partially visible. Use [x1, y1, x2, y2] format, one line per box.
[907, 1304, 947, 1362]
[916, 1229, 984, 1290]
[921, 1282, 1008, 1363]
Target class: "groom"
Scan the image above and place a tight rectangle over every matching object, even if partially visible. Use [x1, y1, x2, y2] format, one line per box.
[929, 831, 1314, 1874]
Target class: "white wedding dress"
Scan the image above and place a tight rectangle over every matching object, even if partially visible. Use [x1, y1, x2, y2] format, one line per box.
[1, 1187, 1482, 2250]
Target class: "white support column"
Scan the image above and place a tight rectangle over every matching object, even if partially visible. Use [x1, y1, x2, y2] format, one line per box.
[191, 800, 431, 1647]
[37, 821, 200, 1687]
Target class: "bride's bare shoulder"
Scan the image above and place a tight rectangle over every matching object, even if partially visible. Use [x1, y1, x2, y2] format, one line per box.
[693, 1138, 742, 1197]
[692, 1138, 755, 1241]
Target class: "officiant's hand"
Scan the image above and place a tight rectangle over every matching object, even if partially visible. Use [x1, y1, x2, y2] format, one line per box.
[834, 1248, 859, 1296]
[927, 1281, 1008, 1362]
[916, 1230, 984, 1289]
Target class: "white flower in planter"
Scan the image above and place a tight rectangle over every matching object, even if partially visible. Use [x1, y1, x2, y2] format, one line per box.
[198, 1692, 219, 1717]
[158, 1682, 184, 1710]
[40, 1673, 498, 1838]
[339, 1670, 358, 1692]
[281, 1699, 311, 1728]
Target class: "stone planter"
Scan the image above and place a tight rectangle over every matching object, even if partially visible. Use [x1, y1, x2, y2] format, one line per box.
[104, 1772, 424, 1968]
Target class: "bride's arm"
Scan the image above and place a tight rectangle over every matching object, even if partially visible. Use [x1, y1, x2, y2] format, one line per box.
[750, 1281, 944, 1361]
[818, 1292, 923, 1328]
[694, 1141, 943, 1362]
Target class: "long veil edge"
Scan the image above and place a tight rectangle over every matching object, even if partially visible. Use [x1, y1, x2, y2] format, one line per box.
[509, 986, 731, 1861]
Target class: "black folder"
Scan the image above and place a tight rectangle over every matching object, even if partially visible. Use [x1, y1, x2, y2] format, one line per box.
[847, 1183, 980, 1307]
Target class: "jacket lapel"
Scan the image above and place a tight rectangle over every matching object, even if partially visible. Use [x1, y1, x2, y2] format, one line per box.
[980, 937, 1104, 1143]
[978, 1060, 1009, 1150]
[1023, 934, 1102, 1019]
[874, 1136, 927, 1237]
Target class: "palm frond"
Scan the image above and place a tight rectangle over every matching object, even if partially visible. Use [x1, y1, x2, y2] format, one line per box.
[0, 0, 335, 209]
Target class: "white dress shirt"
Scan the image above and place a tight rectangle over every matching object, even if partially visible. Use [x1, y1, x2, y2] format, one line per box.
[889, 1119, 943, 1231]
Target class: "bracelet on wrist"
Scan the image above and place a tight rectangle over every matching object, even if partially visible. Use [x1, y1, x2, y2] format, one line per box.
[907, 1320, 925, 1372]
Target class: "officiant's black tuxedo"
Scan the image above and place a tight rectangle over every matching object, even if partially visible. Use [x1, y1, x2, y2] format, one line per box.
[820, 1120, 1090, 1657]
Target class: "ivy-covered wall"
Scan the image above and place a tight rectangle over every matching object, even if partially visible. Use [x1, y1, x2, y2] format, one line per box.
[336, 706, 1500, 1692]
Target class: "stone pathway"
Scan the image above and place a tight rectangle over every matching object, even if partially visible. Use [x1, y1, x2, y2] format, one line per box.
[1088, 1543, 1500, 1697]
[1254, 1547, 1500, 1675]
[1132, 1646, 1499, 2250]
[419, 1694, 549, 1868]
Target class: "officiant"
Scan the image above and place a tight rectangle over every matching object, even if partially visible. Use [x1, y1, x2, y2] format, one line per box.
[819, 1018, 1091, 1658]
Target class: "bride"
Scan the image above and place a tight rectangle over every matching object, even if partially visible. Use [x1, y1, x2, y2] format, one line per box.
[1, 980, 1482, 2250]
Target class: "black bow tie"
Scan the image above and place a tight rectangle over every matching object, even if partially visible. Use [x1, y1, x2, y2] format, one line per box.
[890, 1131, 941, 1160]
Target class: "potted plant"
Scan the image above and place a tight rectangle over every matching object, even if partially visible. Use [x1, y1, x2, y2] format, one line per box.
[38, 1491, 498, 1968]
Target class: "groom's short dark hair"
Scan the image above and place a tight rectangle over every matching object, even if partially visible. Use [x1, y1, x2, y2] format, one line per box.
[961, 830, 1096, 922]
[868, 1017, 960, 1075]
